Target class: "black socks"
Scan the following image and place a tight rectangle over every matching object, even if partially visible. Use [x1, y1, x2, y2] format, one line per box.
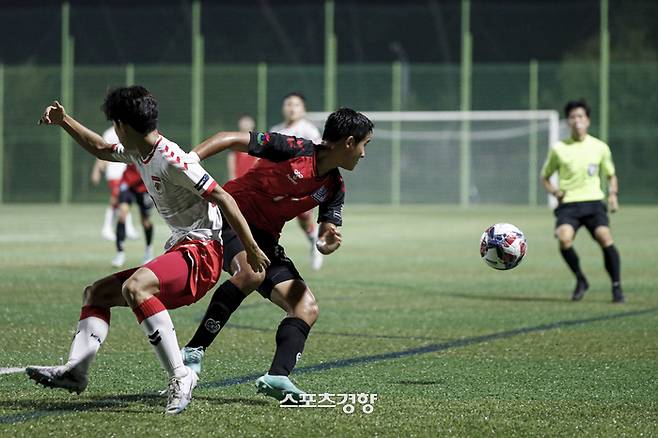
[116, 222, 126, 252]
[560, 247, 585, 280]
[185, 280, 246, 350]
[602, 245, 621, 286]
[268, 317, 311, 376]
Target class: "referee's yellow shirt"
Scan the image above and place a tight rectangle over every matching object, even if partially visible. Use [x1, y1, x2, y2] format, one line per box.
[541, 134, 615, 203]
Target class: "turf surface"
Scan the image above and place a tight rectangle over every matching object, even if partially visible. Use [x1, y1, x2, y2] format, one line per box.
[1, 204, 657, 436]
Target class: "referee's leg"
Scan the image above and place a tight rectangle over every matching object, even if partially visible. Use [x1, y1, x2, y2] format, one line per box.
[593, 226, 624, 303]
[556, 224, 589, 300]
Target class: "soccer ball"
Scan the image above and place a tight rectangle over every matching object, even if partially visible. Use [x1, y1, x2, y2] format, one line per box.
[479, 223, 527, 270]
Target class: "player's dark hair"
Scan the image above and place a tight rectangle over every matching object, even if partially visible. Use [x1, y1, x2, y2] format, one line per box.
[564, 98, 591, 118]
[322, 107, 374, 144]
[282, 92, 306, 104]
[101, 86, 158, 134]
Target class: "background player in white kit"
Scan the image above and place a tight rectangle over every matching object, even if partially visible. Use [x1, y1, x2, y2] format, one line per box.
[29, 86, 270, 415]
[91, 127, 139, 241]
[270, 93, 324, 270]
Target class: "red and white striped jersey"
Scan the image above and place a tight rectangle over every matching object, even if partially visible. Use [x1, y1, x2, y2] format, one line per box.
[110, 134, 222, 250]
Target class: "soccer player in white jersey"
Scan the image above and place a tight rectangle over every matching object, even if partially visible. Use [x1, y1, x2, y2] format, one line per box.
[270, 93, 324, 270]
[90, 127, 139, 241]
[29, 86, 270, 415]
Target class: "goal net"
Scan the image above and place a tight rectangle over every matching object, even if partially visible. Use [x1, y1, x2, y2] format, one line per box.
[307, 110, 560, 206]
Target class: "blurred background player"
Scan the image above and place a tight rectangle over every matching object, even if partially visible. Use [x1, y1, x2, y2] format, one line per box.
[91, 126, 139, 241]
[270, 93, 324, 271]
[541, 99, 624, 303]
[226, 114, 259, 180]
[112, 163, 154, 268]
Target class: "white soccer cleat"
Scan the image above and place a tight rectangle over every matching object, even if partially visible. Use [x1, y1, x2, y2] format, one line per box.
[101, 227, 116, 241]
[310, 239, 324, 271]
[111, 251, 126, 268]
[143, 246, 154, 265]
[26, 365, 88, 394]
[165, 366, 198, 415]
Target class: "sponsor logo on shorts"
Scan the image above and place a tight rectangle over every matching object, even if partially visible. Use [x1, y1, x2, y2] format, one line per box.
[205, 318, 222, 333]
[295, 352, 302, 363]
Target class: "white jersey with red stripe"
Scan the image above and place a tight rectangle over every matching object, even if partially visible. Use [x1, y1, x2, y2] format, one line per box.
[110, 134, 222, 250]
[101, 127, 127, 181]
[270, 118, 322, 144]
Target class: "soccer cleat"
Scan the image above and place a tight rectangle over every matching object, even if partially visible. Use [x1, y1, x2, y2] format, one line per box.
[255, 374, 305, 402]
[111, 251, 126, 268]
[26, 365, 88, 394]
[181, 346, 204, 375]
[612, 286, 625, 304]
[165, 366, 198, 415]
[143, 246, 154, 265]
[310, 239, 324, 271]
[571, 276, 589, 301]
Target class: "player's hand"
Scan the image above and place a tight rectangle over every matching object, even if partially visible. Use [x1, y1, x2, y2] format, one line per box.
[554, 190, 566, 204]
[246, 246, 270, 273]
[39, 101, 66, 126]
[608, 193, 619, 213]
[318, 227, 342, 254]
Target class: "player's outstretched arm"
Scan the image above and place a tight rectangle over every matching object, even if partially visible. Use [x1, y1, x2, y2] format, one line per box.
[206, 184, 270, 272]
[316, 222, 342, 255]
[39, 101, 117, 161]
[192, 131, 250, 161]
[540, 175, 565, 203]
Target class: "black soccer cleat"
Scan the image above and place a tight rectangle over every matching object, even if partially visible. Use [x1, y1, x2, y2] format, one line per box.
[571, 277, 589, 301]
[612, 285, 625, 304]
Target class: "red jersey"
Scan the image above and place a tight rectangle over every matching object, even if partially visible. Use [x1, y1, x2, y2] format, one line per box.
[234, 151, 259, 179]
[223, 132, 345, 238]
[121, 164, 147, 193]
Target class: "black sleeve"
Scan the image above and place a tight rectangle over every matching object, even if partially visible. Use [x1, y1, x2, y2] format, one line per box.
[318, 173, 345, 226]
[248, 131, 314, 162]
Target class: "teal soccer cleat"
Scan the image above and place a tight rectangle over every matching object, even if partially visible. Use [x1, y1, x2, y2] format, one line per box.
[255, 374, 305, 402]
[181, 346, 205, 375]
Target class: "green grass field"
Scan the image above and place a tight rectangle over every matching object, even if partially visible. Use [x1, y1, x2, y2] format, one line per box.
[1, 204, 657, 436]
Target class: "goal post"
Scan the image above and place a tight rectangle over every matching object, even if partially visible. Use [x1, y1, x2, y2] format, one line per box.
[307, 110, 560, 206]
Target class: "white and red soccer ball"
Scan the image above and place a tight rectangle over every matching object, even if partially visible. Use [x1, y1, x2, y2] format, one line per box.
[480, 223, 527, 270]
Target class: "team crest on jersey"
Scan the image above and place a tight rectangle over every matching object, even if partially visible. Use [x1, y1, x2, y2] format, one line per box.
[257, 132, 270, 146]
[151, 176, 164, 194]
[311, 185, 328, 202]
[287, 169, 304, 185]
[587, 163, 599, 176]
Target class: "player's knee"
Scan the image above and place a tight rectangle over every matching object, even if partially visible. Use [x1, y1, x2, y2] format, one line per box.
[558, 237, 573, 249]
[301, 293, 319, 325]
[121, 276, 143, 305]
[233, 268, 265, 291]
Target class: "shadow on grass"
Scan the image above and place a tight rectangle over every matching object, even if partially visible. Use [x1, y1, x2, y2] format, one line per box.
[0, 393, 268, 424]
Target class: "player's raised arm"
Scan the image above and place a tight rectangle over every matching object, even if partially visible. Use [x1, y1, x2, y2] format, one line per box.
[192, 131, 250, 161]
[205, 184, 270, 272]
[39, 101, 117, 161]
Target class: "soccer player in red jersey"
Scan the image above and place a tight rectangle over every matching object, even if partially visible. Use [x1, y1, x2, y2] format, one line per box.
[180, 108, 374, 401]
[28, 86, 269, 415]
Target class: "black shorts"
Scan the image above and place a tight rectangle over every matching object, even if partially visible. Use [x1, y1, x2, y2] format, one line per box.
[221, 218, 303, 299]
[554, 200, 609, 236]
[118, 187, 153, 217]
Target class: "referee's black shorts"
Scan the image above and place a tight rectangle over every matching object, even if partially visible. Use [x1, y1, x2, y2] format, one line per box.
[554, 200, 609, 236]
